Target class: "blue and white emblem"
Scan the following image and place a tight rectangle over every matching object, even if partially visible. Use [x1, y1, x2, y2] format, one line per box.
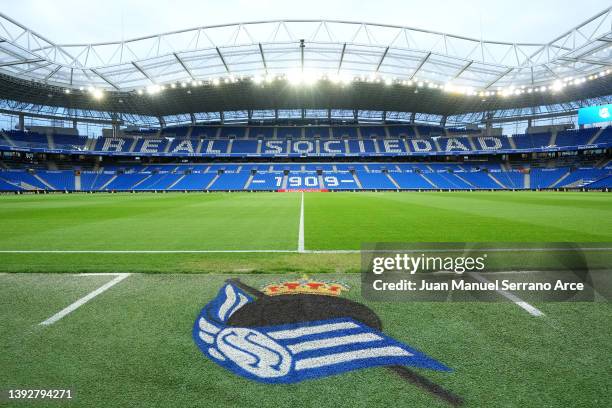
[192, 281, 451, 383]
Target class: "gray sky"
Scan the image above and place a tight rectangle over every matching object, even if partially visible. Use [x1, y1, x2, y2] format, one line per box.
[2, 0, 611, 44]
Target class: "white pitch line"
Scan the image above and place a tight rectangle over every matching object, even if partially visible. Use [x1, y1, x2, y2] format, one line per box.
[39, 273, 130, 326]
[0, 250, 298, 254]
[469, 272, 544, 317]
[0, 247, 610, 254]
[298, 192, 305, 253]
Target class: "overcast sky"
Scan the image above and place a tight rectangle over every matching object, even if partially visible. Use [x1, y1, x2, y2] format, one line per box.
[2, 0, 610, 44]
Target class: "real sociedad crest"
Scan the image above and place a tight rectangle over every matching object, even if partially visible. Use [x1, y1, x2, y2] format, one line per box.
[193, 277, 459, 401]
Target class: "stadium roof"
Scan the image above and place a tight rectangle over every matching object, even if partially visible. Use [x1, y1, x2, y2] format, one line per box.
[0, 8, 611, 119]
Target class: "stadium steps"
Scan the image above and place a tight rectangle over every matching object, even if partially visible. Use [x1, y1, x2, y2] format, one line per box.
[595, 157, 611, 169]
[0, 131, 16, 146]
[587, 127, 605, 145]
[75, 173, 81, 191]
[507, 136, 517, 150]
[386, 173, 400, 189]
[372, 140, 380, 154]
[487, 173, 507, 189]
[281, 174, 288, 189]
[549, 171, 571, 188]
[317, 174, 325, 189]
[206, 174, 221, 190]
[524, 173, 530, 189]
[431, 138, 442, 152]
[352, 173, 363, 189]
[563, 179, 594, 188]
[33, 174, 56, 190]
[0, 175, 26, 190]
[454, 173, 476, 189]
[84, 137, 95, 151]
[243, 174, 255, 190]
[46, 133, 55, 149]
[195, 139, 205, 154]
[131, 175, 152, 189]
[466, 137, 478, 151]
[167, 175, 185, 190]
[128, 138, 139, 153]
[99, 175, 117, 190]
[418, 173, 437, 188]
[47, 161, 58, 170]
[549, 130, 558, 146]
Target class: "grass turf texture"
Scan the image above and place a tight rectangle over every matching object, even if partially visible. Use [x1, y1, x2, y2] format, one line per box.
[1, 273, 611, 407]
[0, 191, 611, 273]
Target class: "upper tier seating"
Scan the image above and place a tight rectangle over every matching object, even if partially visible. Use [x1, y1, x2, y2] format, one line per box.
[3, 126, 609, 158]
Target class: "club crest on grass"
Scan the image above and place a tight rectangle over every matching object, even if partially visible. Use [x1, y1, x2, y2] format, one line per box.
[192, 278, 451, 384]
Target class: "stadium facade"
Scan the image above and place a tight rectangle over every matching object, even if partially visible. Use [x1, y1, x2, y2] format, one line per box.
[0, 9, 611, 192]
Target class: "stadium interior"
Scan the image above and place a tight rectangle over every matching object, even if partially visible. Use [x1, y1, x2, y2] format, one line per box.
[0, 10, 611, 194]
[2, 4, 612, 407]
[1, 122, 610, 192]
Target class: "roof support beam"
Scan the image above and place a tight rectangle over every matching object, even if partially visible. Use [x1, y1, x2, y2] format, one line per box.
[0, 58, 45, 67]
[484, 67, 513, 89]
[480, 109, 578, 124]
[375, 47, 389, 73]
[173, 53, 196, 81]
[542, 64, 560, 79]
[452, 61, 472, 80]
[216, 47, 230, 73]
[337, 43, 346, 74]
[258, 43, 268, 74]
[558, 56, 612, 67]
[90, 68, 120, 90]
[131, 62, 155, 84]
[409, 51, 431, 80]
[300, 39, 305, 72]
[19, 62, 53, 75]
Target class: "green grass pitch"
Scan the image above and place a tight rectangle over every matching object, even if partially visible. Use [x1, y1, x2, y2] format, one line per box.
[1, 191, 611, 273]
[1, 192, 611, 407]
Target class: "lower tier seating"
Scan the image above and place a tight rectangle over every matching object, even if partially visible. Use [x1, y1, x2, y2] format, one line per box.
[1, 162, 610, 191]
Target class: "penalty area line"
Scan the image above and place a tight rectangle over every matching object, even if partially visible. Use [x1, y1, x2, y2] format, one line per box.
[469, 272, 544, 317]
[39, 273, 131, 326]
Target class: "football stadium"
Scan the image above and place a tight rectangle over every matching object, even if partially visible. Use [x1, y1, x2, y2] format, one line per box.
[1, 1, 612, 407]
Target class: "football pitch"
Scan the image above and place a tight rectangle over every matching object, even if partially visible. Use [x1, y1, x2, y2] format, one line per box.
[1, 192, 612, 407]
[1, 191, 612, 273]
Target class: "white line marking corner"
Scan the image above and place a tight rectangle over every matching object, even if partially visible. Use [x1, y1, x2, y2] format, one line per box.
[39, 273, 131, 326]
[469, 272, 544, 317]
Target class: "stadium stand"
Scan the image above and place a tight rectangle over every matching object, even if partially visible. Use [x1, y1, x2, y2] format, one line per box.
[2, 126, 610, 158]
[2, 155, 609, 191]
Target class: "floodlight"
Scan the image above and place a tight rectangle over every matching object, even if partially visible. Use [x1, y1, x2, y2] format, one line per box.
[92, 89, 104, 100]
[147, 84, 161, 94]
